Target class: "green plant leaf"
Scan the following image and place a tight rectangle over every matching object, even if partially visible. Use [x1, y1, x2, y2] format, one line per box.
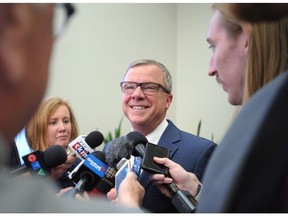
[197, 119, 202, 136]
[104, 116, 124, 144]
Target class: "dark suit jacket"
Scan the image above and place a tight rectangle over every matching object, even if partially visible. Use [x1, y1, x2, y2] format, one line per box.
[103, 119, 216, 213]
[138, 119, 216, 213]
[197, 71, 288, 213]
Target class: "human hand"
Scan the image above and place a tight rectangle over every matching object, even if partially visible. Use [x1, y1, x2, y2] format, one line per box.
[107, 188, 117, 204]
[107, 172, 144, 208]
[56, 186, 90, 200]
[151, 157, 201, 197]
[50, 152, 77, 179]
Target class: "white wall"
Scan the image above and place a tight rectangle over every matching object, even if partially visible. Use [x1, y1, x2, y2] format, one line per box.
[46, 3, 235, 149]
[176, 3, 235, 144]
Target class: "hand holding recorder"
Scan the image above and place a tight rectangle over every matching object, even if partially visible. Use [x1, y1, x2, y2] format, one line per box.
[127, 131, 198, 213]
[151, 157, 202, 198]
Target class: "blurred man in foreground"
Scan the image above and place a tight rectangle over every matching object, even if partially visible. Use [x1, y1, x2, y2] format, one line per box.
[0, 3, 144, 213]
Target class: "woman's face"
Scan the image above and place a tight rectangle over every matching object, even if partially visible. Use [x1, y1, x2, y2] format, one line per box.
[207, 10, 249, 105]
[45, 105, 72, 149]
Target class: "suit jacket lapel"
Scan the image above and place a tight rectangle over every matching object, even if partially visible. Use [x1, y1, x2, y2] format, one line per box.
[139, 120, 181, 188]
[158, 120, 180, 159]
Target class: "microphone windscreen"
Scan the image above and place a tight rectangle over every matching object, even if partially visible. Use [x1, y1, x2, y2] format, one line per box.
[105, 135, 135, 168]
[127, 131, 148, 145]
[126, 131, 148, 156]
[85, 131, 104, 149]
[43, 145, 67, 168]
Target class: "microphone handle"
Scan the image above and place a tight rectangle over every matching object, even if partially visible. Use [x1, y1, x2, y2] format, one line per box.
[64, 177, 87, 198]
[167, 181, 178, 194]
[75, 177, 88, 192]
[167, 181, 198, 213]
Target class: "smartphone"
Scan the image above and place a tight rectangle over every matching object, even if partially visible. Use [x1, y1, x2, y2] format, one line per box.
[115, 159, 131, 197]
[141, 143, 169, 176]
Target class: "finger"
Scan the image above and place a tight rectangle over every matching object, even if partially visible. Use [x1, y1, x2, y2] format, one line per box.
[153, 157, 172, 168]
[75, 194, 86, 200]
[154, 184, 172, 199]
[153, 156, 166, 164]
[107, 188, 116, 201]
[56, 186, 74, 196]
[150, 173, 165, 181]
[81, 191, 90, 200]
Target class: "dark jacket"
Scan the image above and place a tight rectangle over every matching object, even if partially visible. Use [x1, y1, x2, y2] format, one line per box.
[104, 119, 217, 213]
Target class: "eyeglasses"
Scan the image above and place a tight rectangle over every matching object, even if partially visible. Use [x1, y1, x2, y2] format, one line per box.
[120, 81, 170, 95]
[54, 3, 75, 39]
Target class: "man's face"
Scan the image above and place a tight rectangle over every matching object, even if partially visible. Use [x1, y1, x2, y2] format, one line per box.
[122, 65, 172, 135]
[24, 4, 54, 116]
[0, 4, 54, 141]
[206, 10, 248, 105]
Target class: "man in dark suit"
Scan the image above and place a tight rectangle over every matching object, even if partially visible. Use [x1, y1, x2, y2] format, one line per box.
[105, 59, 216, 213]
[138, 119, 215, 213]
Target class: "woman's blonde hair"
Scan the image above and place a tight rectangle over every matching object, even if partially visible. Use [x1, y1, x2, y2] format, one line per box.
[26, 97, 79, 151]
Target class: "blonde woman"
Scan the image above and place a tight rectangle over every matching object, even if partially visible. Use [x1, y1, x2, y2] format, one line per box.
[26, 96, 80, 188]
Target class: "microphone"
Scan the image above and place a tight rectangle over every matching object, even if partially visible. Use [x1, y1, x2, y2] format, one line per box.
[106, 132, 147, 175]
[68, 150, 108, 195]
[95, 135, 134, 194]
[94, 166, 117, 194]
[126, 131, 147, 157]
[95, 133, 147, 194]
[67, 131, 104, 160]
[126, 131, 149, 176]
[128, 131, 198, 213]
[10, 145, 67, 177]
[105, 135, 136, 168]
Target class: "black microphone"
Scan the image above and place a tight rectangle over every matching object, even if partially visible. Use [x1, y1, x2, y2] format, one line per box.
[95, 135, 135, 194]
[126, 131, 147, 157]
[10, 145, 67, 177]
[68, 150, 108, 195]
[67, 131, 104, 160]
[128, 131, 198, 213]
[105, 131, 147, 173]
[95, 133, 148, 194]
[105, 135, 136, 168]
[94, 166, 117, 194]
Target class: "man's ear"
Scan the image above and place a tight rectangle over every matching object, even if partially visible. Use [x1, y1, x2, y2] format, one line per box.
[242, 22, 252, 55]
[0, 4, 31, 88]
[165, 93, 173, 110]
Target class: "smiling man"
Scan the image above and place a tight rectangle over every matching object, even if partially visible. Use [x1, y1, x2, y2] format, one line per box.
[105, 59, 216, 213]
